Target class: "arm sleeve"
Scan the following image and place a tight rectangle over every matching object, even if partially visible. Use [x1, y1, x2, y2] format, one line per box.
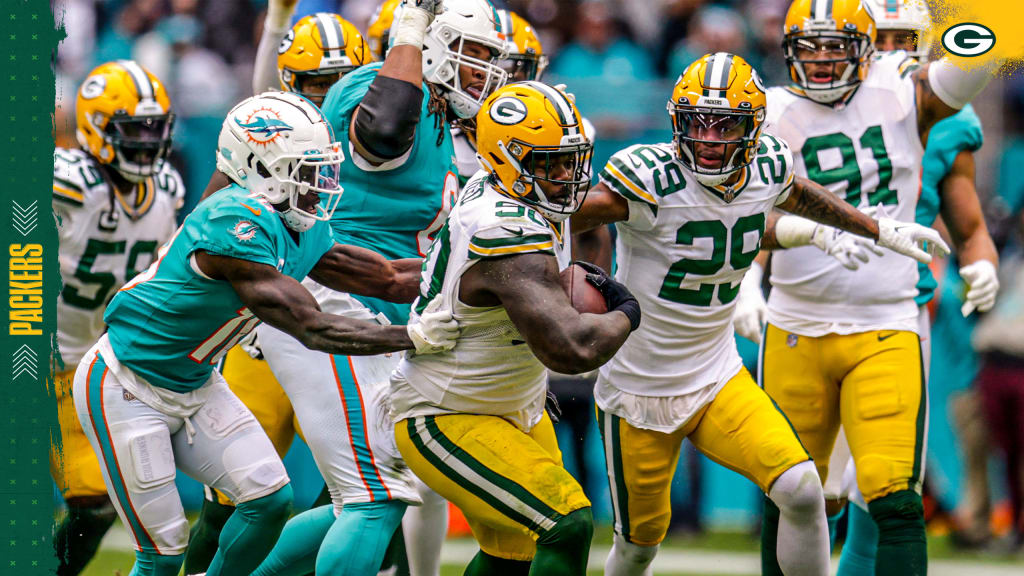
[252, 25, 290, 94]
[598, 147, 659, 231]
[192, 205, 279, 268]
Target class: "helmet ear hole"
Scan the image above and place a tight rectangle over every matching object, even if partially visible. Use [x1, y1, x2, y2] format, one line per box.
[256, 162, 272, 178]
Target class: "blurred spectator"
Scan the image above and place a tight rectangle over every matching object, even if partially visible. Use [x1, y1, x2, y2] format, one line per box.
[742, 0, 789, 85]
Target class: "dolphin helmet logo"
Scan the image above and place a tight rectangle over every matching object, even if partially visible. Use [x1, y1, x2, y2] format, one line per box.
[236, 106, 294, 146]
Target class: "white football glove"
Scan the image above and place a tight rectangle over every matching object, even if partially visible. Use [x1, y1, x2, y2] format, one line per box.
[733, 262, 767, 344]
[876, 217, 951, 264]
[959, 260, 999, 317]
[267, 0, 300, 30]
[810, 225, 885, 271]
[407, 295, 459, 354]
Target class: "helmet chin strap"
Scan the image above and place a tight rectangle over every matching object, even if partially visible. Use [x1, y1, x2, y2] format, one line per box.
[280, 208, 316, 232]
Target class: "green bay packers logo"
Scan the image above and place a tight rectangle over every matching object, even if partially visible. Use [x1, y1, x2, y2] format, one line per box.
[941, 23, 996, 57]
[80, 75, 106, 99]
[279, 30, 295, 55]
[489, 96, 529, 125]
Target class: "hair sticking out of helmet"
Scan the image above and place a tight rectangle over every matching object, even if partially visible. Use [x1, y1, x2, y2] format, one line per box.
[782, 0, 877, 104]
[400, 0, 509, 119]
[76, 60, 175, 183]
[216, 92, 345, 232]
[278, 13, 374, 106]
[496, 10, 548, 82]
[668, 52, 767, 187]
[475, 81, 593, 222]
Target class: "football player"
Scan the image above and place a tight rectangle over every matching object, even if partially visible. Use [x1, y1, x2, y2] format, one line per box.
[72, 91, 456, 576]
[183, 4, 376, 572]
[569, 52, 947, 576]
[52, 60, 183, 576]
[248, 1, 509, 574]
[751, 1, 1002, 573]
[393, 80, 638, 576]
[367, 0, 402, 61]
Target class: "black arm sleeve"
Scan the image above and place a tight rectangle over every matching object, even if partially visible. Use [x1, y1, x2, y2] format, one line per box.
[352, 75, 424, 161]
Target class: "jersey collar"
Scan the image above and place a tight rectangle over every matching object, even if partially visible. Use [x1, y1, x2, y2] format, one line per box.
[698, 164, 751, 204]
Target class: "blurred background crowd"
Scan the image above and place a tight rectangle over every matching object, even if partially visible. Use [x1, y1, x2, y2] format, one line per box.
[53, 0, 1024, 555]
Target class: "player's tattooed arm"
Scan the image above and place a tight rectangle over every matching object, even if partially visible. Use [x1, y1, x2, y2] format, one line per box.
[570, 182, 629, 234]
[461, 252, 631, 374]
[196, 250, 414, 354]
[763, 176, 879, 249]
[939, 150, 998, 267]
[309, 243, 422, 303]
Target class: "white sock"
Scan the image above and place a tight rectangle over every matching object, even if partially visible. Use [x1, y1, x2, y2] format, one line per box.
[604, 533, 657, 576]
[402, 478, 448, 576]
[768, 460, 830, 576]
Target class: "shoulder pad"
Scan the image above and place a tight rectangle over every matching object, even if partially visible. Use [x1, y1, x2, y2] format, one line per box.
[600, 144, 672, 208]
[53, 148, 105, 207]
[464, 185, 557, 260]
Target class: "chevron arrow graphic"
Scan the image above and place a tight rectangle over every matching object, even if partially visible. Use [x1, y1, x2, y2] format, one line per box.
[12, 200, 38, 236]
[12, 344, 38, 380]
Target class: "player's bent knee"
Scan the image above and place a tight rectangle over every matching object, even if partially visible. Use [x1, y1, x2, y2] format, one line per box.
[537, 507, 593, 548]
[236, 483, 293, 525]
[867, 490, 925, 545]
[769, 461, 824, 517]
[133, 551, 185, 576]
[612, 533, 658, 565]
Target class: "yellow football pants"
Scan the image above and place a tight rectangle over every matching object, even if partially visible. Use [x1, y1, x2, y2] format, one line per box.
[395, 411, 590, 561]
[598, 367, 809, 546]
[760, 324, 926, 503]
[51, 368, 108, 499]
[212, 345, 304, 506]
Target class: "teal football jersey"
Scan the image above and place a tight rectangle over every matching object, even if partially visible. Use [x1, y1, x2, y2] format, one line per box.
[104, 184, 336, 392]
[320, 63, 459, 324]
[914, 105, 984, 306]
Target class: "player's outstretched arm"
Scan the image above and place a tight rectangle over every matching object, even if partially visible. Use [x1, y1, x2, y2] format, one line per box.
[195, 250, 415, 355]
[308, 243, 422, 303]
[570, 182, 629, 234]
[348, 0, 443, 165]
[253, 0, 300, 94]
[462, 252, 634, 375]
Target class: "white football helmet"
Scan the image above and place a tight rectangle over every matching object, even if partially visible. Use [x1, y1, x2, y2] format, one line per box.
[216, 91, 344, 232]
[864, 0, 932, 61]
[394, 0, 509, 119]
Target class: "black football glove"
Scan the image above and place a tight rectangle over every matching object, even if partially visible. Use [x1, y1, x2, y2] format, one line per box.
[572, 261, 641, 331]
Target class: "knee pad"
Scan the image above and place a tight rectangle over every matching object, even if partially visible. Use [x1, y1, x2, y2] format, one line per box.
[867, 490, 925, 546]
[236, 484, 293, 525]
[131, 551, 184, 576]
[768, 461, 824, 518]
[612, 532, 658, 565]
[537, 507, 594, 548]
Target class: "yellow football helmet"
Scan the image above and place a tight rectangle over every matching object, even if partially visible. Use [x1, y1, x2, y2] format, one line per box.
[668, 53, 767, 187]
[278, 13, 374, 105]
[476, 82, 592, 222]
[366, 0, 401, 60]
[76, 60, 174, 183]
[783, 0, 876, 103]
[496, 10, 548, 82]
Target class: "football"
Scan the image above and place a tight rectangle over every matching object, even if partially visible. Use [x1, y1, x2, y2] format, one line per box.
[560, 264, 608, 315]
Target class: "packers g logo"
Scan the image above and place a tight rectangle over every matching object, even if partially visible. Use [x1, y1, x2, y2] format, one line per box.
[278, 30, 295, 55]
[941, 23, 996, 57]
[80, 75, 106, 100]
[489, 96, 529, 125]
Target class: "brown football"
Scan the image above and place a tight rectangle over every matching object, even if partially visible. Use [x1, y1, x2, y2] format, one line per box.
[560, 264, 608, 314]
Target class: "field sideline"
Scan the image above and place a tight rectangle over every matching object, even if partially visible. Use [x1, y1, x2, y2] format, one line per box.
[81, 520, 1024, 576]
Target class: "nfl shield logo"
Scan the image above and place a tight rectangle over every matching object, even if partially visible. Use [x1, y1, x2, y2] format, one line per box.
[786, 334, 798, 348]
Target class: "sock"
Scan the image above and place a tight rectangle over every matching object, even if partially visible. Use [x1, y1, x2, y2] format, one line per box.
[54, 500, 118, 576]
[403, 481, 448, 576]
[868, 490, 926, 576]
[379, 522, 411, 575]
[827, 505, 847, 550]
[768, 461, 829, 576]
[530, 507, 593, 576]
[182, 495, 235, 576]
[463, 551, 530, 576]
[604, 533, 657, 576]
[760, 497, 784, 576]
[128, 551, 185, 576]
[316, 500, 407, 575]
[838, 502, 877, 576]
[252, 504, 336, 576]
[206, 485, 293, 576]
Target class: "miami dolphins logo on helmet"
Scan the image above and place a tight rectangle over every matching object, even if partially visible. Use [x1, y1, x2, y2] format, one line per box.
[235, 107, 294, 146]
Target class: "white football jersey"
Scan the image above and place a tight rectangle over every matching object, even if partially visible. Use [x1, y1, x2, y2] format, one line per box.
[391, 171, 571, 430]
[765, 52, 925, 334]
[597, 138, 794, 397]
[54, 148, 183, 368]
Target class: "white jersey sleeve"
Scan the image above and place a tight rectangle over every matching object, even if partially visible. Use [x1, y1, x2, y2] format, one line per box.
[764, 52, 925, 334]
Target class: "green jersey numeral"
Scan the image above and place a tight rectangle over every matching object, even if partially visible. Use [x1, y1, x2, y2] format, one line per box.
[802, 124, 898, 207]
[61, 239, 160, 310]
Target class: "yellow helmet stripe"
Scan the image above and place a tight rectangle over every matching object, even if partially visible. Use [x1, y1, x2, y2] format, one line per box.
[315, 13, 345, 59]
